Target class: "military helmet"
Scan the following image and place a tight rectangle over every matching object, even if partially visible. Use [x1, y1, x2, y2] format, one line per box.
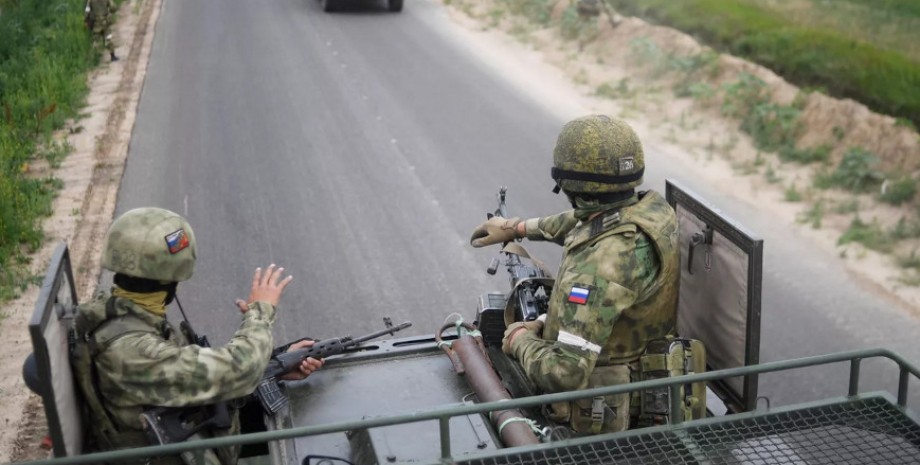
[551, 115, 644, 194]
[101, 207, 197, 282]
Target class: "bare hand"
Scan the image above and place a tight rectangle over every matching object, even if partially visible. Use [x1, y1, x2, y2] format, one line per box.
[279, 340, 325, 381]
[235, 264, 293, 313]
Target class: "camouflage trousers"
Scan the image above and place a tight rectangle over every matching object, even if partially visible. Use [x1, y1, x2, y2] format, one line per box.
[91, 20, 116, 54]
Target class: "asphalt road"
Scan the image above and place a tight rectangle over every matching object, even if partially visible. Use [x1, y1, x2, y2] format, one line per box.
[117, 0, 920, 409]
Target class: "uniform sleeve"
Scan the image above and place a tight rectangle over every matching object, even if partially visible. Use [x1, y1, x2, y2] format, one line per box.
[523, 210, 578, 245]
[510, 281, 638, 393]
[509, 332, 597, 392]
[99, 301, 277, 407]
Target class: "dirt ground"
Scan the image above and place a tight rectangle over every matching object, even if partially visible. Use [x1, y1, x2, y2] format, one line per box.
[0, 0, 918, 460]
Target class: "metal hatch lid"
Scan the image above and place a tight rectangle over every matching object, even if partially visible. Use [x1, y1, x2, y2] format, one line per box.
[27, 243, 83, 458]
[665, 179, 763, 413]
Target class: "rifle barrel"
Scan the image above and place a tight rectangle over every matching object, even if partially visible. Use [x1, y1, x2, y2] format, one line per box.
[351, 321, 413, 344]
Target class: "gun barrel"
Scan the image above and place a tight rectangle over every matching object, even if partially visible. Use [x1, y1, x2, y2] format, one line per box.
[352, 321, 413, 344]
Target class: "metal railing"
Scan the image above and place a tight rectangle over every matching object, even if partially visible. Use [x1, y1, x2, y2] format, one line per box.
[10, 348, 920, 465]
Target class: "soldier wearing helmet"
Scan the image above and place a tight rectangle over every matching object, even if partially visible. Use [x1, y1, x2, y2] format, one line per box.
[72, 208, 323, 464]
[470, 115, 679, 434]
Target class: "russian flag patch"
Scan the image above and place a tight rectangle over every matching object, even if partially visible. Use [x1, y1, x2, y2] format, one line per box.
[568, 286, 590, 305]
[165, 228, 190, 254]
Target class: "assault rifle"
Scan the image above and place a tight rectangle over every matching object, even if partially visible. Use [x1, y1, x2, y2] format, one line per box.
[141, 320, 412, 445]
[485, 187, 552, 323]
[255, 320, 412, 414]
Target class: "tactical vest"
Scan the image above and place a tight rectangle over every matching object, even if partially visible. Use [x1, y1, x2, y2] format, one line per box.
[544, 190, 680, 363]
[540, 191, 681, 434]
[70, 296, 185, 465]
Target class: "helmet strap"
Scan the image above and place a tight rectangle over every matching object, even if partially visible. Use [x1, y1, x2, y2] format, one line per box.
[164, 282, 178, 305]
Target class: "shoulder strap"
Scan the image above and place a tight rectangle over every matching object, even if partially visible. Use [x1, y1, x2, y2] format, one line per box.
[90, 298, 159, 354]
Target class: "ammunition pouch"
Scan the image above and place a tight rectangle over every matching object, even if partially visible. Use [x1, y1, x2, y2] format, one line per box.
[550, 364, 631, 434]
[635, 337, 707, 427]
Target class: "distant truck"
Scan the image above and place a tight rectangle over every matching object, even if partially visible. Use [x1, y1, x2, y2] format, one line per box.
[20, 180, 920, 465]
[320, 0, 402, 13]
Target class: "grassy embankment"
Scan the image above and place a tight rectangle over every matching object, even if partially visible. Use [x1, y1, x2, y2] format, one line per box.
[606, 0, 920, 276]
[0, 0, 107, 302]
[607, 0, 920, 129]
[454, 0, 920, 279]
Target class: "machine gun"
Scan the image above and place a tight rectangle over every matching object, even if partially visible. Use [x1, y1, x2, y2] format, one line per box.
[476, 187, 554, 346]
[254, 320, 413, 415]
[486, 187, 552, 323]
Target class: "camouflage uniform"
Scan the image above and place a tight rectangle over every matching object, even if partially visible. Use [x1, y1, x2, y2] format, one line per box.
[502, 116, 680, 434]
[87, 0, 117, 59]
[78, 291, 276, 465]
[69, 207, 274, 465]
[508, 192, 679, 432]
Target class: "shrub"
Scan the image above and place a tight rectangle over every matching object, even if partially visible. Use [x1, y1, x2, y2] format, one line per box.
[880, 177, 918, 205]
[779, 144, 830, 164]
[838, 217, 892, 253]
[822, 147, 884, 194]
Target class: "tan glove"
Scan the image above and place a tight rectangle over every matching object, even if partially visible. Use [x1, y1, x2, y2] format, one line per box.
[470, 216, 521, 248]
[501, 316, 545, 355]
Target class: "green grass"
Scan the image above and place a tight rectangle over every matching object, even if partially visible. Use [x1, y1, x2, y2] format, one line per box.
[814, 147, 885, 194]
[606, 0, 920, 128]
[496, 0, 554, 25]
[784, 184, 803, 202]
[839, 217, 892, 253]
[798, 200, 825, 229]
[0, 0, 103, 300]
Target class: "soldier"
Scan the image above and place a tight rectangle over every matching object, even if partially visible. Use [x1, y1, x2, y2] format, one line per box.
[470, 115, 679, 434]
[85, 0, 118, 61]
[72, 208, 323, 464]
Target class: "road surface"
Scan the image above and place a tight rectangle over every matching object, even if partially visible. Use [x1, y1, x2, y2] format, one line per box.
[117, 0, 920, 408]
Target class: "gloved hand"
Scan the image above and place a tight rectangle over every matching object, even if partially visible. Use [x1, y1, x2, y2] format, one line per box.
[501, 314, 545, 355]
[470, 216, 521, 248]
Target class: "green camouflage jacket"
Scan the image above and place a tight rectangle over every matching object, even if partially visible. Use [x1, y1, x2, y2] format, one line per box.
[510, 191, 679, 395]
[79, 291, 276, 464]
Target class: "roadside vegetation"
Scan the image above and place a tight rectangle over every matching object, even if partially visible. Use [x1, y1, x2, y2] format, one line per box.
[606, 0, 920, 130]
[449, 0, 920, 283]
[0, 0, 117, 301]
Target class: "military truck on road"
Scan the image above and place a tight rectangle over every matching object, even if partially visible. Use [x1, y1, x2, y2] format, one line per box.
[17, 180, 920, 465]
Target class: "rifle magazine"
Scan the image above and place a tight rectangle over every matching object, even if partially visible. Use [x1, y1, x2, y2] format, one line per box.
[257, 379, 288, 415]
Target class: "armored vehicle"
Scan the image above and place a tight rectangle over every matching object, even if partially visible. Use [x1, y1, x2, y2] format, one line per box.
[17, 180, 920, 465]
